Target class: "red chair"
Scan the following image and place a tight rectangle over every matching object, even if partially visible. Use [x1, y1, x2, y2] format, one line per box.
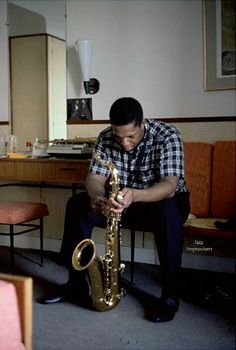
[0, 201, 49, 273]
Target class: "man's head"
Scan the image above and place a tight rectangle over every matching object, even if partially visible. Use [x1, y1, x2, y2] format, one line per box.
[109, 97, 145, 151]
[109, 97, 143, 127]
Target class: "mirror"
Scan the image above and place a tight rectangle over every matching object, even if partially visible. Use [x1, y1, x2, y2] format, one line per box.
[8, 0, 66, 151]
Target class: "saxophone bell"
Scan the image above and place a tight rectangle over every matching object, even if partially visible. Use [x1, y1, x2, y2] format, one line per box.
[72, 239, 97, 271]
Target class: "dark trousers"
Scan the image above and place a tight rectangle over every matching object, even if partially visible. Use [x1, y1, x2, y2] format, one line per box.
[59, 191, 190, 299]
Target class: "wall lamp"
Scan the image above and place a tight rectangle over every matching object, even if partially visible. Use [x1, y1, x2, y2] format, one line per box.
[75, 39, 100, 95]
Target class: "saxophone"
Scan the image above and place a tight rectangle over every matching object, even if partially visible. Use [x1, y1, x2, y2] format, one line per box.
[72, 154, 125, 311]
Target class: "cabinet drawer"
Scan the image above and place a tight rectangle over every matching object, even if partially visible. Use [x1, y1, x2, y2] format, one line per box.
[55, 162, 89, 183]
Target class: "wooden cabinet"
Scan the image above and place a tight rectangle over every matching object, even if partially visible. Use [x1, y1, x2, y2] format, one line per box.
[10, 34, 66, 151]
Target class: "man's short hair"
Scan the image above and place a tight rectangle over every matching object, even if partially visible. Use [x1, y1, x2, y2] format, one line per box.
[109, 97, 143, 126]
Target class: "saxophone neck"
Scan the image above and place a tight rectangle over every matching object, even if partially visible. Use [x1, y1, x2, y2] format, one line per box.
[93, 153, 120, 199]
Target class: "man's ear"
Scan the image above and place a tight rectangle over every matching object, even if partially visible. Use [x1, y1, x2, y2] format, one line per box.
[140, 118, 145, 129]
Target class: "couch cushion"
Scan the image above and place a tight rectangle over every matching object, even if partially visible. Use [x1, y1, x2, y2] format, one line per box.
[184, 142, 213, 217]
[184, 217, 236, 239]
[0, 280, 25, 350]
[211, 141, 236, 217]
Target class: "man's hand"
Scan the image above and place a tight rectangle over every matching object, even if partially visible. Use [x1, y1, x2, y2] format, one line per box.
[90, 195, 108, 215]
[109, 188, 134, 213]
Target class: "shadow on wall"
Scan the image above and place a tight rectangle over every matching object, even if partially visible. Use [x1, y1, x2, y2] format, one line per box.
[8, 3, 46, 36]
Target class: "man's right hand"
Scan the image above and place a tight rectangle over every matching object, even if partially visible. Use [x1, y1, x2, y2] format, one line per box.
[90, 195, 108, 215]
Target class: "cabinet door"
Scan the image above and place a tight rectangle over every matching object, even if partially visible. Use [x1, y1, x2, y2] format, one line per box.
[10, 35, 48, 151]
[47, 36, 66, 141]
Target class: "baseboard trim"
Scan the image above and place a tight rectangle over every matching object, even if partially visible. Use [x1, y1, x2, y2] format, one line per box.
[0, 236, 234, 274]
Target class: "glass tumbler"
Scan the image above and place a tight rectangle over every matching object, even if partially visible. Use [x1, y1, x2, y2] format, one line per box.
[0, 135, 8, 157]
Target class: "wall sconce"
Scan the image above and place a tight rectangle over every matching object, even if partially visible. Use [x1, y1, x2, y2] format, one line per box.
[75, 39, 100, 95]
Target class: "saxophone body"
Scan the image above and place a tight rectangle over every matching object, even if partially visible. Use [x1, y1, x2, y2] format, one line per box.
[72, 155, 125, 311]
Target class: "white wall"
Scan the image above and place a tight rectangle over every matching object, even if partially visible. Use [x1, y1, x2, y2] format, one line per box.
[66, 0, 235, 119]
[0, 1, 9, 122]
[1, 0, 235, 123]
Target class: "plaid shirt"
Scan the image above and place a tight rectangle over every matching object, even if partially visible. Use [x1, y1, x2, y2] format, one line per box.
[89, 119, 188, 193]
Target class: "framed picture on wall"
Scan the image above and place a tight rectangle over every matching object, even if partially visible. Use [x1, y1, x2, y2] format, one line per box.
[67, 98, 92, 120]
[203, 0, 236, 90]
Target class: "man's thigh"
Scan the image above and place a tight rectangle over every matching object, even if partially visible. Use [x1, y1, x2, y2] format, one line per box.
[121, 202, 162, 232]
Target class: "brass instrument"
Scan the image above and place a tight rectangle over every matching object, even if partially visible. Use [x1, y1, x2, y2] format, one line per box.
[72, 154, 125, 311]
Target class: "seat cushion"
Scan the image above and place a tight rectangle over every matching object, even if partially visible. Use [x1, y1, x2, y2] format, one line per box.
[184, 217, 236, 239]
[0, 280, 25, 350]
[0, 201, 49, 225]
[184, 142, 213, 217]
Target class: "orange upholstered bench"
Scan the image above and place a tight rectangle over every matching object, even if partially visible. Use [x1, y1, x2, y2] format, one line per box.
[184, 141, 236, 256]
[0, 201, 49, 273]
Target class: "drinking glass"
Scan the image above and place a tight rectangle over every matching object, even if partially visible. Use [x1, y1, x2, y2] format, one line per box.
[0, 135, 8, 157]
